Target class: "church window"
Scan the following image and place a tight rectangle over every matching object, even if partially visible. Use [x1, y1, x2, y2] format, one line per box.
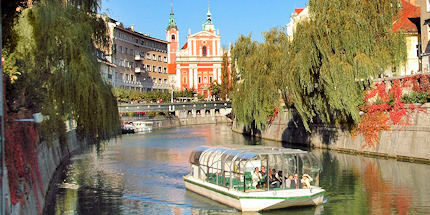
[199, 76, 202, 84]
[172, 34, 176, 40]
[202, 46, 207, 57]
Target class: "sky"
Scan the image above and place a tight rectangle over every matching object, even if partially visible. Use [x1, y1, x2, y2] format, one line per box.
[101, 0, 308, 48]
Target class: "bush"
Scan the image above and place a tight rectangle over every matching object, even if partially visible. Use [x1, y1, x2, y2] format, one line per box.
[401, 91, 429, 104]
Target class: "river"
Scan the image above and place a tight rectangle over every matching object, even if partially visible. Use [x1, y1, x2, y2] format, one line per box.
[45, 124, 430, 214]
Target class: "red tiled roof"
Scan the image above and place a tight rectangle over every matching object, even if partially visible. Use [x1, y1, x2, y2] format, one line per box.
[181, 42, 188, 50]
[392, 0, 420, 32]
[168, 64, 176, 74]
[295, 8, 304, 15]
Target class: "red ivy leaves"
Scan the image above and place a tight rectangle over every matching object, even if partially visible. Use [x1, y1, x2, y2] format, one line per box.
[358, 76, 427, 148]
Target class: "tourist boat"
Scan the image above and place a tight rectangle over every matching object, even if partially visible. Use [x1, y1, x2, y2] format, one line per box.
[184, 146, 325, 212]
[132, 121, 153, 133]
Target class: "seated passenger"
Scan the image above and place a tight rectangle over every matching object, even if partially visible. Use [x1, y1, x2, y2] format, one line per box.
[290, 173, 302, 189]
[260, 166, 267, 187]
[285, 175, 293, 188]
[301, 174, 313, 188]
[269, 169, 280, 188]
[251, 167, 262, 189]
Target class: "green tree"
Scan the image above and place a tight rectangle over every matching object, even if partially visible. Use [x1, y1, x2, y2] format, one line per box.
[281, 0, 406, 130]
[219, 52, 231, 100]
[231, 29, 287, 130]
[4, 0, 120, 142]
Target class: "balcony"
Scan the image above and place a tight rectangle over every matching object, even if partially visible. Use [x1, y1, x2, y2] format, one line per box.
[135, 54, 144, 61]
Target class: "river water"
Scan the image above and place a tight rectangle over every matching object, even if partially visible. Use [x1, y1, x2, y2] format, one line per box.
[45, 124, 430, 215]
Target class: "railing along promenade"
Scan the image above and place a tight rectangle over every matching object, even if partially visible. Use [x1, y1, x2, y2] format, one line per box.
[118, 101, 232, 113]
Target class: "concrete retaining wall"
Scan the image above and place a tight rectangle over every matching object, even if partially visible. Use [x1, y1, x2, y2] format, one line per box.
[7, 130, 84, 215]
[233, 104, 430, 162]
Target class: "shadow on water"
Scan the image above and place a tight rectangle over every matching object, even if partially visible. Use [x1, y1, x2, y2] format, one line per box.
[46, 124, 430, 215]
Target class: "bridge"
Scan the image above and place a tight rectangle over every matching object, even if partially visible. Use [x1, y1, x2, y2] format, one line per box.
[118, 101, 232, 118]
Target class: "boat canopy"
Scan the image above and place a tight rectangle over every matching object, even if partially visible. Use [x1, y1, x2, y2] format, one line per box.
[188, 146, 322, 192]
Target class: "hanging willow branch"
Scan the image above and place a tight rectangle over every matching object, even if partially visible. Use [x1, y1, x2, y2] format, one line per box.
[5, 0, 120, 142]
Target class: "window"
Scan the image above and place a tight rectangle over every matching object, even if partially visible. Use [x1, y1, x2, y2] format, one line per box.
[125, 74, 129, 80]
[141, 40, 144, 45]
[164, 79, 167, 83]
[172, 34, 175, 40]
[131, 75, 134, 81]
[130, 49, 134, 55]
[130, 62, 134, 68]
[210, 76, 213, 83]
[204, 76, 207, 83]
[114, 58, 118, 65]
[147, 65, 151, 71]
[427, 0, 430, 12]
[164, 57, 167, 62]
[153, 78, 157, 83]
[119, 46, 123, 53]
[198, 76, 202, 84]
[164, 68, 167, 73]
[125, 60, 129, 68]
[202, 46, 207, 57]
[158, 55, 161, 61]
[159, 78, 162, 83]
[158, 67, 162, 73]
[125, 47, 128, 54]
[153, 66, 156, 72]
[147, 53, 151, 59]
[152, 54, 156, 60]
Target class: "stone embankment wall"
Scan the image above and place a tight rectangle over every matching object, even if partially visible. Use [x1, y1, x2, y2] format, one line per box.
[233, 103, 430, 162]
[7, 130, 84, 215]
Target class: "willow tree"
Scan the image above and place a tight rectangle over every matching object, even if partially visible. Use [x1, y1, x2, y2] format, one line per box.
[4, 0, 120, 142]
[232, 30, 288, 130]
[281, 0, 406, 130]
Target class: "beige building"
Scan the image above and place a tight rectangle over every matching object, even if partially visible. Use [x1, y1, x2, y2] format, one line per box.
[417, 0, 430, 72]
[286, 7, 309, 39]
[104, 17, 169, 91]
[392, 0, 421, 76]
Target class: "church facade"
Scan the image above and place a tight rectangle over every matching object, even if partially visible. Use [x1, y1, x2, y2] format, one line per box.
[166, 8, 230, 98]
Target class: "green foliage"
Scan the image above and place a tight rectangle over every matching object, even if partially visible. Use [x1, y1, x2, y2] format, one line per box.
[209, 82, 222, 99]
[231, 0, 406, 131]
[4, 0, 120, 142]
[219, 52, 231, 100]
[401, 91, 429, 104]
[231, 29, 287, 130]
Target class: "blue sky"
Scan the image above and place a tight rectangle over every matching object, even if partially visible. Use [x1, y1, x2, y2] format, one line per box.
[101, 0, 308, 47]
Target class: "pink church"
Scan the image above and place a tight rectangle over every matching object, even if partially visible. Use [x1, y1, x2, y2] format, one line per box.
[166, 7, 230, 98]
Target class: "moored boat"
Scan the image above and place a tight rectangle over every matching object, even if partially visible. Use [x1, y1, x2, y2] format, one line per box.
[184, 146, 325, 211]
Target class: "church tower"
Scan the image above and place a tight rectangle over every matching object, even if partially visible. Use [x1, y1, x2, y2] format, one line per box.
[166, 7, 179, 65]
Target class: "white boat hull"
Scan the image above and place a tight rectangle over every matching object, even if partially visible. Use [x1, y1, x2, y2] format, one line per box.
[184, 175, 324, 212]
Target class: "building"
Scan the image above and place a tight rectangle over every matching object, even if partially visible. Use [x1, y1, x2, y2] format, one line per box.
[103, 17, 170, 91]
[393, 0, 421, 76]
[166, 8, 230, 98]
[97, 49, 117, 85]
[417, 0, 430, 73]
[286, 7, 309, 39]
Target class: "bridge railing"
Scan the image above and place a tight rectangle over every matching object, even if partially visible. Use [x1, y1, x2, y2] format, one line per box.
[118, 101, 232, 113]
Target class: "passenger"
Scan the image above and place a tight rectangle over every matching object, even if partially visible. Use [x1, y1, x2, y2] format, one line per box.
[290, 173, 302, 189]
[269, 169, 280, 188]
[260, 166, 267, 187]
[276, 170, 287, 186]
[285, 175, 293, 188]
[251, 167, 262, 189]
[301, 174, 313, 188]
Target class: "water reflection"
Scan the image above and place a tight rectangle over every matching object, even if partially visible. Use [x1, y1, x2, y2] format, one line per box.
[45, 125, 430, 215]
